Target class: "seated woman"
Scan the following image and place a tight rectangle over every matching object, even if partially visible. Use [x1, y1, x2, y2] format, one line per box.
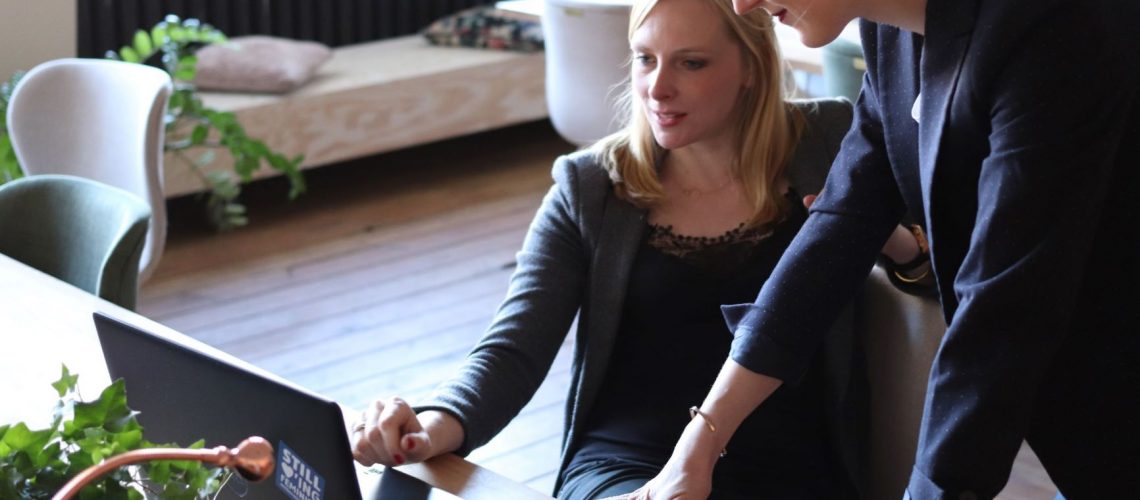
[351, 0, 923, 498]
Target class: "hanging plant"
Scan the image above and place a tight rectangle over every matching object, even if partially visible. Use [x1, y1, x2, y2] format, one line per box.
[107, 14, 306, 230]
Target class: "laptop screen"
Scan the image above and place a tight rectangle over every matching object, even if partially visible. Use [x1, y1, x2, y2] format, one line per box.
[94, 312, 402, 500]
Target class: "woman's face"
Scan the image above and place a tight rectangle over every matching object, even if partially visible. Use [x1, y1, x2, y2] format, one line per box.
[632, 0, 750, 152]
[732, 0, 851, 48]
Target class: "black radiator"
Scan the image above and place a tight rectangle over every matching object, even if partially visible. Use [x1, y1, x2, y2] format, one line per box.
[77, 0, 500, 58]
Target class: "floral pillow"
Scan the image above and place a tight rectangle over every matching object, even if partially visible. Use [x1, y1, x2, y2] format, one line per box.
[422, 6, 544, 53]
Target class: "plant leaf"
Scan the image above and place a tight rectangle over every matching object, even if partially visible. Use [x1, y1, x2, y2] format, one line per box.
[151, 25, 169, 47]
[119, 46, 140, 63]
[52, 364, 79, 397]
[132, 30, 153, 60]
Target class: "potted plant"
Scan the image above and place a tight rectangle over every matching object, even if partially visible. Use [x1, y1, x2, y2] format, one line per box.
[0, 366, 228, 499]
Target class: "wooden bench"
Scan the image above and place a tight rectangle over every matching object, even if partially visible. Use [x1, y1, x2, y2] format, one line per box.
[165, 35, 547, 198]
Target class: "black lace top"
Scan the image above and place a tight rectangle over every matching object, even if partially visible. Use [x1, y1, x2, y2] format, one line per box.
[566, 191, 840, 498]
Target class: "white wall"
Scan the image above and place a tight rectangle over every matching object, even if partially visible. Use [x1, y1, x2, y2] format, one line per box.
[0, 0, 76, 79]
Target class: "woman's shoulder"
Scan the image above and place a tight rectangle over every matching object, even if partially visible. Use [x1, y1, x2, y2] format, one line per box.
[785, 98, 855, 195]
[551, 149, 614, 201]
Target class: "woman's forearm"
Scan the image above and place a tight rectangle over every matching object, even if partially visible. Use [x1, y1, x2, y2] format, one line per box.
[685, 359, 784, 464]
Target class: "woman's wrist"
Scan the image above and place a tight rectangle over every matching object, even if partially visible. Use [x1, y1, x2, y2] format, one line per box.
[677, 416, 724, 474]
[881, 224, 924, 264]
[418, 410, 465, 456]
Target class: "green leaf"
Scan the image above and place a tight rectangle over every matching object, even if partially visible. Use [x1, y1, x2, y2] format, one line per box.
[168, 25, 186, 43]
[1, 423, 53, 455]
[172, 54, 197, 81]
[119, 46, 140, 63]
[111, 429, 142, 451]
[151, 25, 169, 47]
[71, 379, 128, 432]
[190, 125, 209, 146]
[52, 364, 79, 397]
[132, 30, 153, 59]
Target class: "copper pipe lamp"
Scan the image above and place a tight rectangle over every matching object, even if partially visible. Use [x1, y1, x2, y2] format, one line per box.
[52, 436, 275, 500]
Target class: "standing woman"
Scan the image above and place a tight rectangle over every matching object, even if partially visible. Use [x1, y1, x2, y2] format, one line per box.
[352, 0, 917, 498]
[626, 0, 1140, 498]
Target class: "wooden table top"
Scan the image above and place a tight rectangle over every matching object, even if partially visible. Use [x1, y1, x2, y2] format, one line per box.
[0, 253, 551, 499]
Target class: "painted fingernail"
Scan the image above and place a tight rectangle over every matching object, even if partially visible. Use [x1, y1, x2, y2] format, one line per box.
[404, 437, 416, 451]
[393, 454, 405, 465]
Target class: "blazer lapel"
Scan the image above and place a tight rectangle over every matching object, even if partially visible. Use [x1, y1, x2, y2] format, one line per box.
[575, 190, 645, 429]
[918, 0, 978, 311]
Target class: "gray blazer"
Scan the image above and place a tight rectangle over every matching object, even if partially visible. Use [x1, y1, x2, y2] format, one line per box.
[419, 98, 858, 495]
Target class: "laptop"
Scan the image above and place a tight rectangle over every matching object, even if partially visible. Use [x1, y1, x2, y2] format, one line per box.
[93, 312, 459, 500]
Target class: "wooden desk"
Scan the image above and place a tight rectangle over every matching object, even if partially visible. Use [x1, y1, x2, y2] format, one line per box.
[0, 253, 551, 499]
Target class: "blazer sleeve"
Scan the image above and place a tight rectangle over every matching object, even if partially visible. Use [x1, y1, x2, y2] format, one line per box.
[908, 6, 1140, 498]
[721, 29, 906, 384]
[417, 155, 589, 455]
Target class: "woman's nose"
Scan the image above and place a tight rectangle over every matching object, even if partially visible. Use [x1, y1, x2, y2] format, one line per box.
[648, 68, 674, 101]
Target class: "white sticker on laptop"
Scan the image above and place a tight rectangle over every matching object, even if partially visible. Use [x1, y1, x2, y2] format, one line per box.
[276, 441, 326, 500]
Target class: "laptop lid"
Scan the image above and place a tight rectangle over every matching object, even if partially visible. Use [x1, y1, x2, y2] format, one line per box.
[94, 312, 369, 500]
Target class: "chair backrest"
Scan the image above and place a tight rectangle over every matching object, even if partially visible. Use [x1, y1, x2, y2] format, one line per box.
[6, 58, 172, 282]
[0, 175, 150, 310]
[542, 0, 632, 146]
[859, 267, 947, 499]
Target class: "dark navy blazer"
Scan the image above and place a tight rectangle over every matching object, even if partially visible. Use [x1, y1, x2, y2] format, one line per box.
[724, 0, 1140, 498]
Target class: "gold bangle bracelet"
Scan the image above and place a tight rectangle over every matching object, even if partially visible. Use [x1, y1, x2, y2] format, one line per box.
[689, 406, 728, 458]
[894, 264, 931, 284]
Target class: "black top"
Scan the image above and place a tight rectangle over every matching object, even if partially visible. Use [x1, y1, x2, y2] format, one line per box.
[568, 193, 839, 497]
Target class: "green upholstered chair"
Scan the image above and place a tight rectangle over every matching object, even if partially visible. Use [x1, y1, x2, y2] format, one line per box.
[822, 37, 866, 101]
[0, 175, 150, 310]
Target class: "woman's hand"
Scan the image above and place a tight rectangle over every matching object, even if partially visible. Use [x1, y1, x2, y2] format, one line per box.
[604, 415, 721, 500]
[351, 397, 463, 467]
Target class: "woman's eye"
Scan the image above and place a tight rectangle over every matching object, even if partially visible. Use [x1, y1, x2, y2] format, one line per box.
[682, 59, 707, 70]
[634, 54, 655, 66]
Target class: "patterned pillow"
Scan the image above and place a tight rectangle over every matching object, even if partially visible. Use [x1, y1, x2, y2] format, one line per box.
[422, 6, 544, 53]
[194, 36, 332, 93]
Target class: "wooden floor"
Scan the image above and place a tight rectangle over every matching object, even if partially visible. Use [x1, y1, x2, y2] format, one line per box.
[138, 121, 1057, 498]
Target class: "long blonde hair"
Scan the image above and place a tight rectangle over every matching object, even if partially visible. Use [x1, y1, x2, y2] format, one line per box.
[592, 0, 803, 228]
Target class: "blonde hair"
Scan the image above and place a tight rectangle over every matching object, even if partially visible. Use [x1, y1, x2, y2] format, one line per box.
[592, 0, 803, 228]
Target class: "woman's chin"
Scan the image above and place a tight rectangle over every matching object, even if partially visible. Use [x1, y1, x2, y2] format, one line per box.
[652, 133, 690, 151]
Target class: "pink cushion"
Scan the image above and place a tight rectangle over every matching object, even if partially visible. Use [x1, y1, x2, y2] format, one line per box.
[194, 36, 332, 93]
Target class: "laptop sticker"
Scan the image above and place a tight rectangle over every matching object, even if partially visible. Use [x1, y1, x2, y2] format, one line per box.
[276, 441, 326, 500]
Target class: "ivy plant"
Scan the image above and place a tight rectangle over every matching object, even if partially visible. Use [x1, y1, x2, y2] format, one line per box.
[106, 14, 306, 230]
[0, 366, 229, 499]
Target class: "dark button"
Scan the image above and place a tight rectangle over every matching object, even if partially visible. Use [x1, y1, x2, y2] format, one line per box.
[958, 491, 978, 500]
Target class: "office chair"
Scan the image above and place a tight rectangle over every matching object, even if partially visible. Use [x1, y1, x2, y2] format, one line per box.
[860, 267, 948, 499]
[542, 0, 632, 146]
[6, 58, 173, 283]
[0, 175, 151, 310]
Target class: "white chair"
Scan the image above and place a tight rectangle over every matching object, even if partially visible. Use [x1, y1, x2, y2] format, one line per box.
[6, 58, 172, 283]
[542, 0, 632, 146]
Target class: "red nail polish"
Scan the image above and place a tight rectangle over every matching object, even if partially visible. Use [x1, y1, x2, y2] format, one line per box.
[393, 454, 404, 465]
[405, 437, 416, 451]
